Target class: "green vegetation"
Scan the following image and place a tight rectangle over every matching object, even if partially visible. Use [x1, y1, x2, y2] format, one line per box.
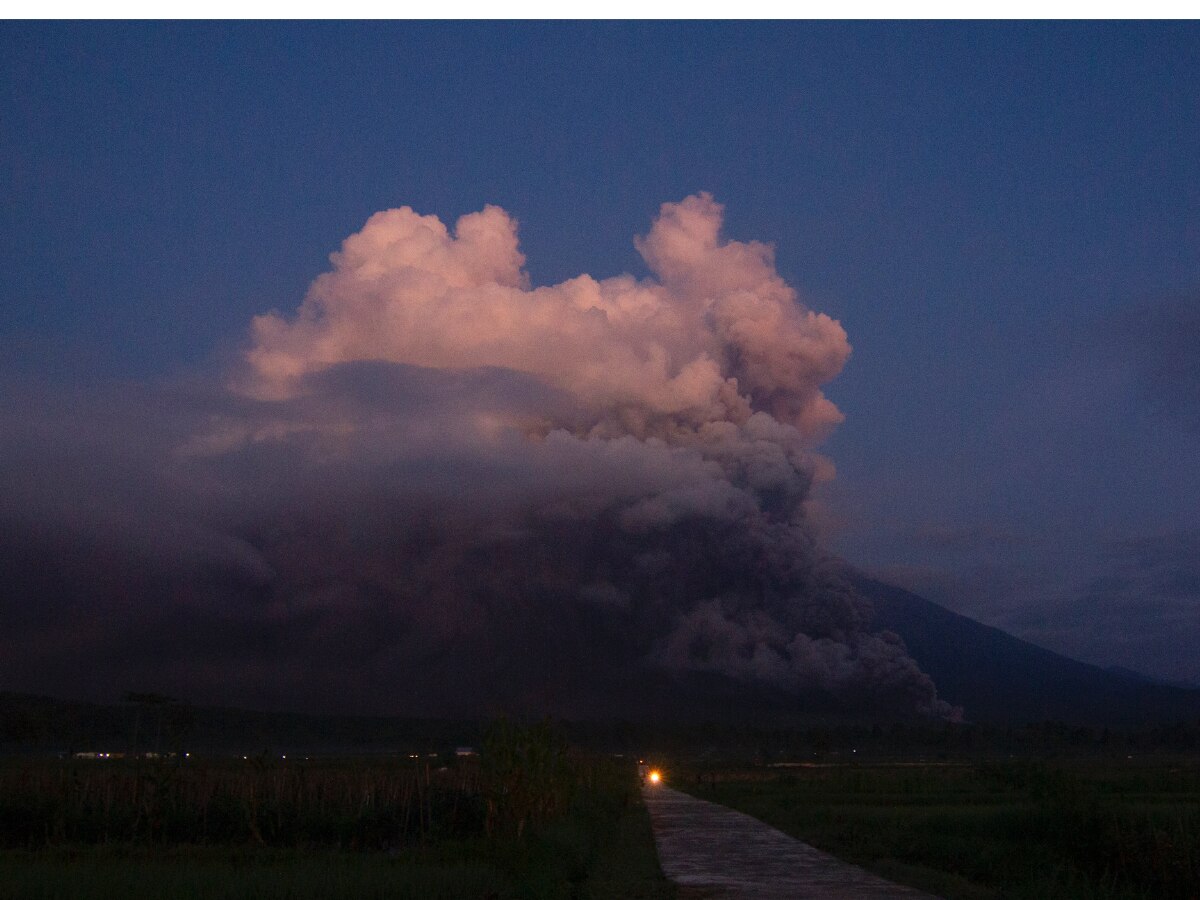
[0, 720, 673, 899]
[677, 759, 1200, 900]
[0, 847, 501, 900]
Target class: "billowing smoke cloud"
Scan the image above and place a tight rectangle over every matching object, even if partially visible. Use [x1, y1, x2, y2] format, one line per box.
[0, 195, 954, 720]
[243, 193, 847, 441]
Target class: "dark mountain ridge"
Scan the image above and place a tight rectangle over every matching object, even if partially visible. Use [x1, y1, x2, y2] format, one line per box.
[857, 575, 1200, 727]
[3, 579, 1199, 752]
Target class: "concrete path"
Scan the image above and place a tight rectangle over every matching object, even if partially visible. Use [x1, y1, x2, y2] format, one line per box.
[642, 785, 940, 899]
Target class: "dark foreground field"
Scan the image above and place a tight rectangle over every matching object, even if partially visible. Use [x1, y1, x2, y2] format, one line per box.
[0, 721, 673, 899]
[676, 758, 1200, 900]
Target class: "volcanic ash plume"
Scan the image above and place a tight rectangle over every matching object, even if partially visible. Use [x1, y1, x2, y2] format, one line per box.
[0, 194, 954, 719]
[223, 193, 951, 718]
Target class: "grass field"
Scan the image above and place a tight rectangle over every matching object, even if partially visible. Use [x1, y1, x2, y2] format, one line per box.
[675, 758, 1200, 899]
[0, 720, 673, 899]
[0, 801, 671, 900]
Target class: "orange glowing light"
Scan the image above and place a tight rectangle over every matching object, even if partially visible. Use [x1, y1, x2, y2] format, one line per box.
[649, 770, 662, 784]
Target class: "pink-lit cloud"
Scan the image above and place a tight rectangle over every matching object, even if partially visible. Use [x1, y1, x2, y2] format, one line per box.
[243, 193, 849, 443]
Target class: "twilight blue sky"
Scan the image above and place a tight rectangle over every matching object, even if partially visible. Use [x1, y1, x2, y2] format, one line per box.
[3, 22, 1199, 683]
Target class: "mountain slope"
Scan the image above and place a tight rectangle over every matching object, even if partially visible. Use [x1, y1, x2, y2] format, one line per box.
[856, 575, 1200, 726]
[4, 577, 1199, 744]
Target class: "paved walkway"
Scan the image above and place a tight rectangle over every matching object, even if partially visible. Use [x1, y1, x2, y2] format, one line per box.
[642, 785, 941, 899]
